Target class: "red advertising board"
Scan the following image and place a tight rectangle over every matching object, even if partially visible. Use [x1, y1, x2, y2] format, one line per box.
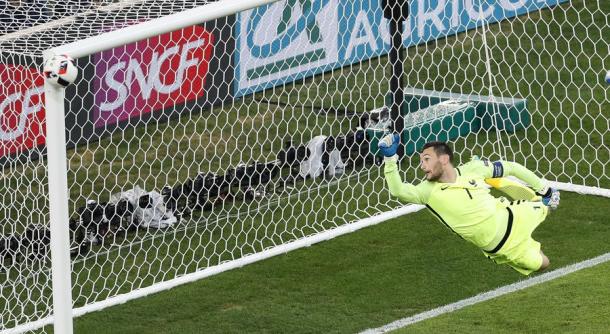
[93, 25, 215, 127]
[0, 63, 46, 157]
[0, 17, 232, 164]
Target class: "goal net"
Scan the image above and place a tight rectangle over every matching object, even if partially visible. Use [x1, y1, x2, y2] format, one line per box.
[0, 0, 608, 332]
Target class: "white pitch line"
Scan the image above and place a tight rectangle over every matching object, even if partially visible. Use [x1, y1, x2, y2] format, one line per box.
[360, 251, 610, 334]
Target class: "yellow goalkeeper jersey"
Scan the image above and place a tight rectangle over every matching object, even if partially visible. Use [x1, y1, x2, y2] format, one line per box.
[384, 158, 546, 249]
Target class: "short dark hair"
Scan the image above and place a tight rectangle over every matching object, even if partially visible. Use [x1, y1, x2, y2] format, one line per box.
[421, 141, 453, 162]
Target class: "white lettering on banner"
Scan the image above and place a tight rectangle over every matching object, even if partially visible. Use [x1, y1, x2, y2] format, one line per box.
[379, 18, 390, 46]
[101, 62, 128, 112]
[379, 17, 415, 47]
[451, 0, 460, 28]
[464, 0, 494, 20]
[345, 10, 377, 59]
[236, 0, 562, 96]
[418, 0, 446, 37]
[127, 56, 155, 100]
[500, 0, 527, 11]
[99, 38, 205, 112]
[374, 0, 535, 46]
[236, 0, 339, 95]
[0, 86, 44, 141]
[154, 45, 178, 94]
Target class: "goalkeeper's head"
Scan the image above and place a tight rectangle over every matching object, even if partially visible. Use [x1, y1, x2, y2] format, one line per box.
[420, 141, 454, 181]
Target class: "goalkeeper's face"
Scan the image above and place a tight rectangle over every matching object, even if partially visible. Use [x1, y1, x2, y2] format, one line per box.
[419, 148, 448, 181]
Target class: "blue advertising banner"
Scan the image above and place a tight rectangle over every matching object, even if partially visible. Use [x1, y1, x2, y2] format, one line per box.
[234, 0, 568, 97]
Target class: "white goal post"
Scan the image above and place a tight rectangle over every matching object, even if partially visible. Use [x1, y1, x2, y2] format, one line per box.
[0, 0, 608, 333]
[42, 1, 282, 333]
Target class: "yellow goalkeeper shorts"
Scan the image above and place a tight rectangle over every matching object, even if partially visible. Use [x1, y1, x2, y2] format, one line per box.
[485, 201, 549, 275]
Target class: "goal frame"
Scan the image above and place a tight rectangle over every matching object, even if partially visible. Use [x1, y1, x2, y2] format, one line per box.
[41, 1, 283, 333]
[27, 1, 610, 333]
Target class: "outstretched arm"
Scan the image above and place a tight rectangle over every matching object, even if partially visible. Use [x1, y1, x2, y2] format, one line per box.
[496, 161, 546, 193]
[496, 161, 560, 208]
[461, 158, 559, 208]
[379, 134, 429, 204]
[461, 159, 545, 192]
[384, 157, 429, 204]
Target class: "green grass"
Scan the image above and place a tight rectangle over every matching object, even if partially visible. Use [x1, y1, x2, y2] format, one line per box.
[69, 191, 610, 334]
[0, 0, 608, 332]
[396, 261, 610, 334]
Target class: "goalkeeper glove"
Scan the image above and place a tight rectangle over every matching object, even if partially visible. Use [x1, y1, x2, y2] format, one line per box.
[378, 133, 400, 158]
[536, 186, 560, 209]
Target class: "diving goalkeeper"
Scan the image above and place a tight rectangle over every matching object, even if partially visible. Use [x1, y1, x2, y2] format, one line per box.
[379, 134, 560, 275]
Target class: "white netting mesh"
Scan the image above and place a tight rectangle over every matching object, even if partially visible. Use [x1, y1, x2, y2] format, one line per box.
[0, 0, 217, 55]
[1, 0, 608, 332]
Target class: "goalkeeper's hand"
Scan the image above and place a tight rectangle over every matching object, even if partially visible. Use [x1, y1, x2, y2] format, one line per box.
[378, 133, 400, 158]
[536, 186, 560, 209]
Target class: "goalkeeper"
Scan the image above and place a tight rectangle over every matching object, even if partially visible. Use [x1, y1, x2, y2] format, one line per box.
[378, 134, 560, 275]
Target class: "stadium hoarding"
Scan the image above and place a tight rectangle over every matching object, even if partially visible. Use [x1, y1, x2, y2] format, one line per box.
[0, 15, 234, 164]
[0, 62, 47, 158]
[233, 0, 569, 97]
[90, 16, 234, 133]
[92, 25, 215, 128]
[0, 54, 83, 163]
[234, 0, 340, 98]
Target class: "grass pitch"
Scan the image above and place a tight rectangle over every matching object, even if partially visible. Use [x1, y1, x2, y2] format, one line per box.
[71, 191, 610, 333]
[0, 0, 608, 332]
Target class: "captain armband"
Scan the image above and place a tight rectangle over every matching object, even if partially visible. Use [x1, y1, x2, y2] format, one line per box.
[492, 161, 504, 178]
